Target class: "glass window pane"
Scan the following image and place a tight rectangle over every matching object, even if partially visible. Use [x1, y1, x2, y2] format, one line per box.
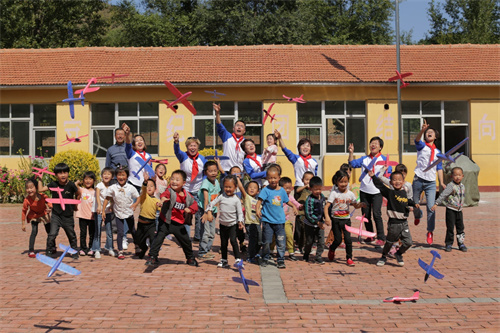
[126, 120, 138, 136]
[195, 119, 214, 148]
[299, 128, 321, 156]
[402, 101, 420, 115]
[93, 129, 114, 158]
[238, 102, 262, 125]
[346, 119, 365, 153]
[35, 131, 56, 158]
[424, 117, 443, 147]
[244, 126, 262, 153]
[12, 122, 30, 155]
[118, 102, 137, 117]
[325, 101, 344, 115]
[445, 126, 468, 156]
[34, 104, 56, 127]
[298, 102, 321, 124]
[346, 101, 365, 115]
[217, 119, 234, 149]
[139, 102, 158, 117]
[403, 118, 420, 152]
[422, 101, 441, 115]
[0, 122, 9, 155]
[139, 119, 158, 154]
[326, 118, 345, 153]
[11, 104, 30, 118]
[92, 103, 115, 126]
[0, 105, 9, 118]
[444, 101, 468, 124]
[193, 102, 214, 116]
[218, 101, 234, 116]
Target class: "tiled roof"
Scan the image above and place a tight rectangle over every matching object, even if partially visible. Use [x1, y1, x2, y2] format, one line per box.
[1, 44, 499, 86]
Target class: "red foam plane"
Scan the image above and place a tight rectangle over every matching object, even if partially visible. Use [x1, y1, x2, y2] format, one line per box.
[345, 214, 376, 243]
[384, 291, 420, 303]
[388, 70, 413, 88]
[59, 134, 89, 147]
[162, 81, 197, 115]
[96, 73, 129, 84]
[32, 166, 55, 178]
[376, 154, 399, 177]
[74, 77, 100, 96]
[46, 187, 81, 211]
[283, 94, 306, 103]
[151, 158, 169, 164]
[262, 103, 276, 124]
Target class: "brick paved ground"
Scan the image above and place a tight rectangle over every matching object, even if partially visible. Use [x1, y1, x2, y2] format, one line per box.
[1, 193, 499, 332]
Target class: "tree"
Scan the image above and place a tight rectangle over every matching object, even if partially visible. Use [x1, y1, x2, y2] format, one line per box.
[423, 0, 500, 44]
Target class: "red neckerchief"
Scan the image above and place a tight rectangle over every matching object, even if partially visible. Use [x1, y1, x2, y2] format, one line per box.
[136, 150, 147, 161]
[425, 142, 436, 164]
[232, 133, 244, 151]
[246, 153, 262, 169]
[369, 152, 382, 172]
[300, 154, 312, 169]
[188, 153, 200, 180]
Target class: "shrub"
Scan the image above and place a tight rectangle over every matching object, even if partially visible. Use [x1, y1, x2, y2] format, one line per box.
[198, 147, 223, 159]
[48, 150, 101, 183]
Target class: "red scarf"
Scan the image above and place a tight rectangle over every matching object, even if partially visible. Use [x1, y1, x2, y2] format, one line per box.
[232, 133, 244, 152]
[136, 150, 147, 161]
[369, 152, 382, 172]
[246, 153, 262, 169]
[300, 154, 312, 169]
[425, 142, 436, 163]
[188, 153, 199, 180]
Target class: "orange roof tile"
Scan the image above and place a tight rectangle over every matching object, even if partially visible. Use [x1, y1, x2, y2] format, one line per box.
[0, 44, 499, 86]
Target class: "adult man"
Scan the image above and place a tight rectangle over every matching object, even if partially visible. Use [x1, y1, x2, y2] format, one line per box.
[105, 128, 128, 170]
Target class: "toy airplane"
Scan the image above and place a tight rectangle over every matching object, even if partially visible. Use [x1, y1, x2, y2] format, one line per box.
[418, 250, 445, 283]
[204, 149, 230, 160]
[59, 134, 89, 146]
[283, 94, 306, 103]
[233, 259, 261, 293]
[423, 137, 469, 172]
[32, 166, 55, 178]
[360, 160, 378, 182]
[74, 77, 100, 96]
[388, 70, 413, 88]
[376, 154, 399, 177]
[36, 244, 81, 278]
[96, 73, 129, 84]
[162, 81, 197, 115]
[46, 187, 81, 211]
[204, 90, 226, 99]
[132, 156, 155, 180]
[384, 290, 419, 303]
[151, 158, 169, 164]
[262, 103, 276, 124]
[62, 81, 85, 119]
[345, 214, 376, 243]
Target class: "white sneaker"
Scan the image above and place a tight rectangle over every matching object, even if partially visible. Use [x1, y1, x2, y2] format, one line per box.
[146, 238, 150, 247]
[217, 259, 229, 268]
[94, 251, 101, 259]
[122, 238, 128, 250]
[108, 249, 116, 257]
[235, 258, 243, 267]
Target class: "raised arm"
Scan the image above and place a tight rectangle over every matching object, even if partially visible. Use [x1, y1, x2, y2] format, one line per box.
[415, 119, 428, 142]
[214, 103, 221, 125]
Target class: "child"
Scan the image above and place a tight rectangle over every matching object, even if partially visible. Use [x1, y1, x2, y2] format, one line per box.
[412, 119, 444, 245]
[205, 175, 244, 268]
[102, 165, 139, 260]
[294, 171, 314, 254]
[279, 177, 300, 261]
[39, 163, 81, 258]
[348, 137, 390, 246]
[324, 170, 365, 266]
[153, 163, 168, 199]
[328, 163, 353, 249]
[432, 167, 466, 252]
[198, 161, 221, 259]
[146, 170, 199, 267]
[370, 170, 419, 267]
[303, 176, 327, 264]
[75, 171, 96, 256]
[22, 177, 52, 258]
[242, 138, 267, 187]
[95, 167, 115, 258]
[262, 133, 278, 166]
[241, 180, 261, 263]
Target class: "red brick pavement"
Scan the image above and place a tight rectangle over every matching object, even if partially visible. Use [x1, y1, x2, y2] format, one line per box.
[0, 193, 499, 332]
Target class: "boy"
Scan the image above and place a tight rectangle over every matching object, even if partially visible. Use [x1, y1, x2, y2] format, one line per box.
[432, 167, 466, 252]
[294, 171, 314, 254]
[303, 176, 327, 264]
[279, 177, 300, 261]
[40, 163, 81, 258]
[198, 161, 221, 259]
[146, 170, 199, 267]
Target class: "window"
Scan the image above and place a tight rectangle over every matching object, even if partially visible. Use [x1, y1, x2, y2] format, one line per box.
[325, 101, 366, 153]
[33, 104, 56, 157]
[92, 103, 116, 158]
[237, 102, 262, 152]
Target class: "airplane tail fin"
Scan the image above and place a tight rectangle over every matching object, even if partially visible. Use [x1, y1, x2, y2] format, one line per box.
[451, 152, 464, 163]
[59, 243, 77, 254]
[430, 250, 441, 259]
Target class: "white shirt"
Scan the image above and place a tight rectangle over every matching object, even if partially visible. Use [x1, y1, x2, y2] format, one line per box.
[104, 183, 139, 219]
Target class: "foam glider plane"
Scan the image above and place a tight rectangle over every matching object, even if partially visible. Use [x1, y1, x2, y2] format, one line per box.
[74, 78, 100, 96]
[418, 250, 444, 283]
[388, 70, 413, 88]
[233, 259, 259, 293]
[62, 81, 85, 119]
[262, 103, 276, 124]
[345, 215, 376, 243]
[162, 81, 197, 115]
[204, 90, 226, 99]
[36, 243, 81, 278]
[423, 137, 469, 172]
[46, 187, 81, 211]
[384, 290, 419, 303]
[283, 94, 306, 103]
[96, 73, 129, 84]
[132, 156, 155, 180]
[59, 134, 89, 147]
[204, 149, 229, 161]
[151, 158, 169, 164]
[376, 154, 399, 177]
[32, 167, 55, 178]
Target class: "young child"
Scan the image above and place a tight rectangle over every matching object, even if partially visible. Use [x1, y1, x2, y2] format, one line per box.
[242, 138, 267, 187]
[294, 171, 314, 254]
[370, 170, 419, 267]
[22, 177, 52, 258]
[153, 163, 168, 199]
[102, 165, 139, 260]
[240, 180, 261, 263]
[324, 170, 365, 266]
[146, 170, 199, 267]
[262, 133, 278, 166]
[412, 119, 444, 245]
[75, 171, 96, 256]
[328, 163, 353, 249]
[39, 163, 81, 258]
[198, 161, 221, 259]
[432, 167, 466, 252]
[303, 176, 327, 264]
[95, 167, 115, 258]
[279, 177, 300, 261]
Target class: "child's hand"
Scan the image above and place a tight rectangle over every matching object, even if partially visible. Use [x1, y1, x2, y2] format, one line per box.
[207, 211, 214, 222]
[143, 171, 149, 181]
[318, 222, 325, 230]
[324, 217, 331, 227]
[367, 169, 375, 177]
[238, 221, 244, 230]
[274, 130, 281, 140]
[348, 143, 354, 154]
[173, 131, 179, 143]
[156, 202, 162, 207]
[256, 209, 262, 220]
[101, 211, 106, 220]
[21, 223, 26, 232]
[131, 203, 138, 211]
[213, 103, 221, 114]
[298, 204, 304, 211]
[421, 119, 429, 132]
[96, 206, 102, 215]
[356, 202, 367, 209]
[185, 208, 192, 214]
[431, 204, 437, 211]
[292, 206, 299, 215]
[201, 212, 208, 223]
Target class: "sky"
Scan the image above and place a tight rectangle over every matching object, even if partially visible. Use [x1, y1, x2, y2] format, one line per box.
[396, 0, 444, 42]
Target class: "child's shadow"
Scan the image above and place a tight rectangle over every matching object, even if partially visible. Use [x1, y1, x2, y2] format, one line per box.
[143, 258, 185, 273]
[411, 242, 445, 250]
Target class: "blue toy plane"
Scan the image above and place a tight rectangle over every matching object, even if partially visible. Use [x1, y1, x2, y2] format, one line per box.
[418, 250, 444, 283]
[62, 81, 85, 119]
[36, 244, 81, 278]
[233, 259, 260, 293]
[204, 149, 230, 161]
[423, 137, 469, 172]
[204, 90, 226, 99]
[132, 156, 155, 180]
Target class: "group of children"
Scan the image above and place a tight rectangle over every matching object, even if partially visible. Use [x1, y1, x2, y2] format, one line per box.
[21, 116, 468, 269]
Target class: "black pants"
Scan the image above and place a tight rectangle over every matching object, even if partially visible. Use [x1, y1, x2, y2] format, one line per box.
[237, 226, 245, 246]
[29, 220, 51, 252]
[445, 208, 465, 246]
[294, 215, 306, 250]
[360, 191, 385, 240]
[329, 218, 353, 260]
[382, 220, 412, 256]
[149, 220, 194, 260]
[79, 217, 95, 252]
[245, 223, 262, 259]
[136, 222, 156, 252]
[220, 224, 241, 260]
[303, 224, 324, 261]
[116, 216, 136, 251]
[46, 214, 77, 252]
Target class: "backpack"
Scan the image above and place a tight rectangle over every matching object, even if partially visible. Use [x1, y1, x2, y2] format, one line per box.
[160, 188, 196, 225]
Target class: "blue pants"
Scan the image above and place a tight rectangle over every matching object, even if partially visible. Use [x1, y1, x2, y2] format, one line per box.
[261, 222, 285, 263]
[412, 176, 436, 232]
[93, 213, 114, 252]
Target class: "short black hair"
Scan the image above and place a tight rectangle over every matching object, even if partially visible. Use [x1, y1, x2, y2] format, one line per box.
[223, 174, 238, 187]
[395, 164, 408, 174]
[147, 179, 156, 188]
[101, 167, 115, 178]
[115, 128, 125, 134]
[83, 171, 97, 187]
[54, 163, 70, 174]
[204, 160, 218, 173]
[235, 120, 246, 128]
[229, 166, 242, 174]
[172, 169, 187, 181]
[332, 170, 349, 185]
[279, 176, 293, 187]
[309, 176, 323, 188]
[244, 180, 260, 193]
[115, 165, 129, 177]
[297, 138, 313, 151]
[267, 163, 281, 175]
[25, 176, 39, 191]
[340, 163, 352, 173]
[390, 171, 404, 181]
[240, 138, 255, 152]
[370, 136, 384, 149]
[451, 166, 464, 174]
[302, 171, 314, 180]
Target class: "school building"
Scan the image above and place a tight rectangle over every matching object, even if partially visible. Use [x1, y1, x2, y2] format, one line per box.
[0, 45, 499, 189]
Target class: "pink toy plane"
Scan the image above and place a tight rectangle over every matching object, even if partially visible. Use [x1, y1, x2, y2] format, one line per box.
[96, 73, 129, 84]
[162, 81, 197, 115]
[283, 94, 306, 103]
[46, 187, 81, 211]
[151, 158, 169, 164]
[388, 70, 413, 88]
[32, 167, 55, 178]
[345, 214, 377, 243]
[384, 290, 419, 303]
[376, 154, 399, 177]
[59, 134, 89, 147]
[262, 103, 276, 124]
[74, 78, 100, 96]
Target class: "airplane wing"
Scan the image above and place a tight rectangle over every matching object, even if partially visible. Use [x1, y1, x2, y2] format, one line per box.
[267, 103, 275, 113]
[181, 99, 197, 115]
[359, 230, 377, 238]
[422, 158, 443, 172]
[428, 267, 444, 280]
[58, 243, 77, 254]
[345, 225, 361, 236]
[74, 87, 100, 95]
[384, 291, 419, 303]
[46, 198, 81, 205]
[400, 72, 413, 79]
[164, 81, 183, 98]
[388, 75, 400, 82]
[143, 163, 156, 178]
[445, 138, 469, 156]
[55, 261, 81, 276]
[36, 253, 57, 268]
[262, 111, 268, 125]
[58, 141, 72, 147]
[418, 258, 429, 271]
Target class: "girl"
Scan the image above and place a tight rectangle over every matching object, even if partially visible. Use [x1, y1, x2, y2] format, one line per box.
[122, 122, 152, 192]
[205, 175, 244, 268]
[94, 167, 115, 258]
[324, 170, 365, 266]
[153, 163, 168, 199]
[198, 161, 221, 259]
[240, 180, 261, 263]
[75, 171, 96, 256]
[241, 138, 267, 187]
[262, 133, 278, 166]
[22, 177, 52, 258]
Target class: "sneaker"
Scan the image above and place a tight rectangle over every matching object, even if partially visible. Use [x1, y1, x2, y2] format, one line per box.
[137, 250, 147, 259]
[217, 259, 229, 268]
[145, 256, 159, 266]
[459, 244, 468, 252]
[108, 249, 116, 257]
[198, 253, 215, 260]
[288, 254, 298, 261]
[376, 256, 387, 266]
[260, 259, 268, 267]
[374, 239, 385, 247]
[346, 258, 355, 266]
[339, 243, 346, 249]
[79, 250, 86, 256]
[267, 258, 276, 265]
[28, 252, 36, 258]
[395, 252, 404, 266]
[94, 251, 101, 259]
[146, 238, 150, 247]
[427, 232, 433, 245]
[277, 261, 286, 269]
[364, 237, 374, 244]
[315, 257, 325, 265]
[117, 251, 125, 260]
[294, 248, 301, 254]
[311, 245, 317, 255]
[122, 239, 128, 250]
[46, 250, 55, 257]
[71, 253, 79, 260]
[414, 218, 420, 226]
[240, 245, 247, 253]
[445, 244, 452, 252]
[328, 249, 335, 261]
[235, 258, 243, 267]
[187, 258, 199, 266]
